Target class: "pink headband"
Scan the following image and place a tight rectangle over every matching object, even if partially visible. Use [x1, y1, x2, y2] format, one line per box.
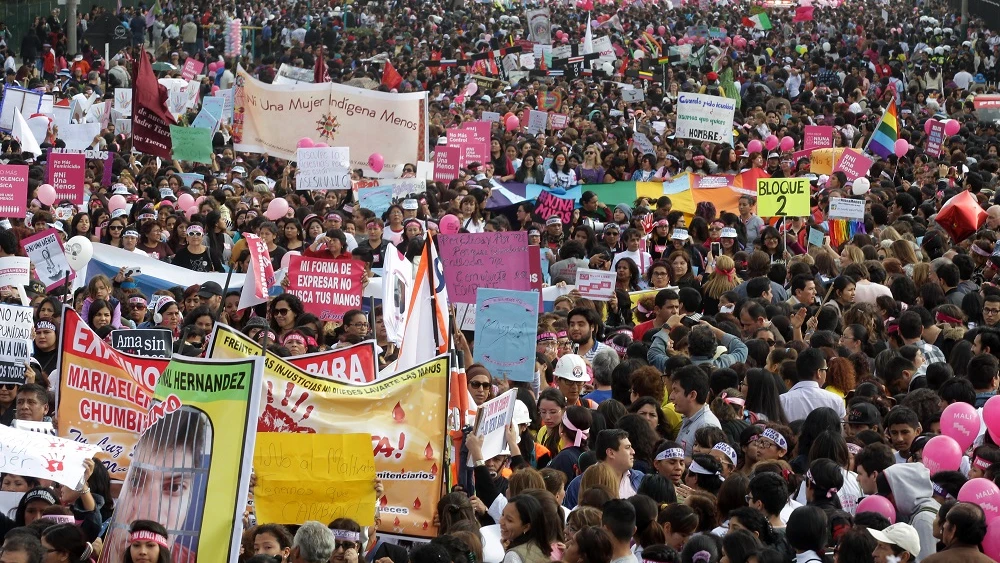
[561, 413, 590, 447]
[974, 456, 993, 470]
[973, 244, 992, 257]
[720, 392, 745, 407]
[537, 332, 557, 342]
[557, 331, 567, 338]
[130, 531, 169, 548]
[283, 333, 307, 346]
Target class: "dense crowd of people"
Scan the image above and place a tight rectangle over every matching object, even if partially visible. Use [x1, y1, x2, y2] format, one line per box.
[4, 0, 1000, 562]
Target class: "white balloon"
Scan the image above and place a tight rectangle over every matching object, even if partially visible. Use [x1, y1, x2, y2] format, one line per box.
[64, 236, 94, 271]
[822, 42, 831, 52]
[852, 177, 871, 196]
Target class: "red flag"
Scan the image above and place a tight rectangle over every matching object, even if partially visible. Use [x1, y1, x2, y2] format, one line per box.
[382, 61, 403, 90]
[131, 49, 174, 159]
[793, 6, 814, 21]
[314, 54, 331, 83]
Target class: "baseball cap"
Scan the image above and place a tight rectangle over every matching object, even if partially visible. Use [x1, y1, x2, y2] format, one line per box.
[868, 524, 921, 557]
[847, 403, 881, 426]
[197, 281, 223, 299]
[401, 199, 419, 210]
[553, 354, 589, 382]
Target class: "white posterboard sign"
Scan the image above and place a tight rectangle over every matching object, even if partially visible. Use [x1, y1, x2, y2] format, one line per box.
[675, 92, 736, 144]
[575, 268, 617, 301]
[473, 389, 518, 461]
[296, 147, 351, 190]
[0, 424, 101, 487]
[0, 88, 43, 132]
[827, 197, 866, 220]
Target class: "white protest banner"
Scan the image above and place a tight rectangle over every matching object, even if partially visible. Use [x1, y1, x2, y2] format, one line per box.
[296, 147, 351, 190]
[473, 389, 518, 461]
[575, 268, 617, 301]
[234, 67, 428, 176]
[549, 114, 569, 130]
[0, 424, 101, 487]
[675, 93, 736, 144]
[482, 111, 501, 123]
[0, 257, 30, 288]
[274, 63, 316, 84]
[382, 247, 413, 344]
[827, 197, 866, 220]
[21, 228, 72, 290]
[622, 88, 645, 103]
[592, 36, 616, 64]
[0, 87, 43, 132]
[0, 304, 34, 384]
[0, 491, 21, 518]
[12, 420, 56, 435]
[415, 160, 434, 181]
[526, 109, 549, 135]
[114, 89, 133, 117]
[633, 132, 656, 155]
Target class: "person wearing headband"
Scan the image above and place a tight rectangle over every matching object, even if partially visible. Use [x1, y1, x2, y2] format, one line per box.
[125, 519, 171, 563]
[653, 442, 687, 486]
[33, 317, 60, 377]
[548, 406, 592, 484]
[356, 218, 388, 270]
[172, 223, 224, 272]
[683, 453, 725, 496]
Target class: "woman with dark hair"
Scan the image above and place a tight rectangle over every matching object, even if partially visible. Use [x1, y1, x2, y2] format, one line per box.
[279, 217, 305, 252]
[637, 474, 677, 505]
[685, 454, 725, 496]
[543, 152, 578, 188]
[791, 408, 843, 474]
[269, 294, 304, 339]
[537, 388, 567, 457]
[563, 526, 613, 563]
[125, 520, 173, 563]
[627, 397, 673, 439]
[571, 224, 597, 254]
[721, 530, 762, 563]
[548, 406, 592, 484]
[827, 276, 856, 315]
[41, 523, 94, 563]
[804, 458, 845, 527]
[500, 495, 551, 563]
[784, 506, 830, 563]
[679, 534, 721, 563]
[71, 211, 97, 241]
[251, 523, 293, 560]
[742, 369, 787, 425]
[615, 258, 642, 292]
[87, 299, 113, 331]
[629, 495, 666, 550]
[658, 504, 699, 551]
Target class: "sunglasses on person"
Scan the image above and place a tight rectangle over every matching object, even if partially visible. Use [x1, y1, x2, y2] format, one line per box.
[274, 308, 291, 316]
[469, 380, 491, 390]
[334, 542, 359, 552]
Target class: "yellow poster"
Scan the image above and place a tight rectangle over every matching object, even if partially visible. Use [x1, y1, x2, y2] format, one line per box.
[99, 354, 263, 563]
[208, 323, 449, 539]
[756, 177, 811, 217]
[254, 433, 377, 525]
[809, 147, 846, 175]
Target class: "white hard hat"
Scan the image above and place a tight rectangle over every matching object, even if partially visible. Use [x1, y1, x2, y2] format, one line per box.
[553, 354, 589, 382]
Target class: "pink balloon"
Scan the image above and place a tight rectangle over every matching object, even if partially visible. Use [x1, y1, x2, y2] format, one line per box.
[465, 82, 478, 96]
[314, 142, 329, 148]
[368, 153, 385, 173]
[984, 395, 1000, 443]
[211, 85, 220, 94]
[297, 137, 315, 149]
[747, 140, 763, 154]
[36, 183, 56, 206]
[658, 25, 666, 35]
[924, 119, 938, 135]
[280, 250, 301, 270]
[669, 36, 677, 44]
[944, 118, 961, 136]
[505, 115, 520, 132]
[195, 195, 206, 206]
[894, 138, 910, 158]
[185, 205, 198, 220]
[856, 495, 896, 524]
[177, 193, 195, 210]
[959, 478, 1000, 523]
[922, 435, 963, 475]
[984, 518, 1000, 560]
[765, 135, 779, 151]
[440, 214, 461, 235]
[780, 136, 795, 152]
[265, 198, 289, 221]
[108, 195, 127, 212]
[941, 401, 980, 451]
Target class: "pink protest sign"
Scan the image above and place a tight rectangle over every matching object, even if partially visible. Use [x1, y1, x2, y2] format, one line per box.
[434, 146, 460, 182]
[181, 59, 205, 81]
[438, 232, 532, 303]
[0, 165, 28, 218]
[47, 152, 85, 205]
[549, 113, 569, 130]
[926, 120, 946, 158]
[463, 121, 491, 144]
[535, 190, 574, 224]
[833, 149, 874, 182]
[804, 126, 835, 151]
[446, 126, 490, 168]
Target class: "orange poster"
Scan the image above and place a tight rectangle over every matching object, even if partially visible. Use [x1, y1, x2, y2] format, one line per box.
[208, 323, 449, 539]
[57, 309, 170, 481]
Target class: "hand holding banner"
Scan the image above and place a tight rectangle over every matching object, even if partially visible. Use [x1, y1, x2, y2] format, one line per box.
[0, 425, 100, 487]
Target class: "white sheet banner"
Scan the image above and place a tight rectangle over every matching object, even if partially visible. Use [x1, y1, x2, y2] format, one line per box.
[0, 424, 101, 487]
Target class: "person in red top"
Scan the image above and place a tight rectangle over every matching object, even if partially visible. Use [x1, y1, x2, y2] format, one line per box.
[303, 228, 353, 260]
[633, 288, 679, 343]
[41, 44, 55, 80]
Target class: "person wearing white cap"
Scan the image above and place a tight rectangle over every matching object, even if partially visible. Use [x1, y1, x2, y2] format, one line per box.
[552, 354, 597, 409]
[869, 523, 922, 563]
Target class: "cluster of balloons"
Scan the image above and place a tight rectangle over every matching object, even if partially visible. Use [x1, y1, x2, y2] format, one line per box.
[225, 19, 242, 58]
[924, 117, 961, 137]
[296, 137, 330, 149]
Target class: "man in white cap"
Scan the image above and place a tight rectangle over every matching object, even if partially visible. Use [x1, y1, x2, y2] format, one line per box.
[553, 354, 597, 409]
[869, 522, 922, 563]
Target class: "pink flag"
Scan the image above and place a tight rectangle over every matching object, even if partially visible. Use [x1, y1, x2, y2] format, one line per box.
[793, 6, 814, 21]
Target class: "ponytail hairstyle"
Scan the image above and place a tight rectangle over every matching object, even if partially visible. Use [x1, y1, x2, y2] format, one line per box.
[436, 492, 476, 534]
[42, 524, 93, 563]
[560, 406, 593, 449]
[628, 495, 666, 548]
[806, 458, 844, 510]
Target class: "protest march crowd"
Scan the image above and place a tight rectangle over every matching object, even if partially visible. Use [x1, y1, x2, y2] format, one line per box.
[10, 0, 1000, 562]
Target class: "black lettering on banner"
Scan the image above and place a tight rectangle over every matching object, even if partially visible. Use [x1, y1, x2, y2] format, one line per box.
[776, 195, 787, 216]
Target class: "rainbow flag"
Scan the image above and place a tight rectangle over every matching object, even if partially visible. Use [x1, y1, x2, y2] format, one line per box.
[865, 98, 899, 159]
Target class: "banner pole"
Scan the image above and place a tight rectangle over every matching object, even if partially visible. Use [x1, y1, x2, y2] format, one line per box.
[217, 268, 234, 318]
[427, 235, 442, 354]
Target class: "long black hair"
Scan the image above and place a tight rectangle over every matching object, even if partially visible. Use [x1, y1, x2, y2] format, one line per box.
[124, 520, 172, 563]
[785, 506, 829, 559]
[505, 495, 552, 556]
